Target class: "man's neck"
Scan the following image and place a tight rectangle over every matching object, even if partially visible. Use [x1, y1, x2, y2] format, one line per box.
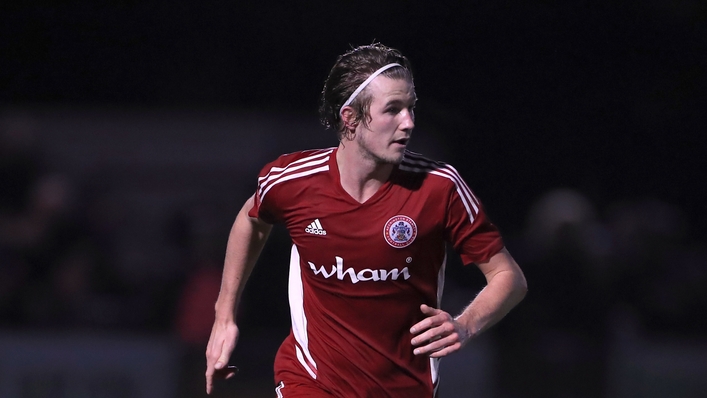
[336, 142, 394, 204]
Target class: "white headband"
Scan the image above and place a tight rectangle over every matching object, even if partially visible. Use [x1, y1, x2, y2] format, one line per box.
[339, 63, 402, 116]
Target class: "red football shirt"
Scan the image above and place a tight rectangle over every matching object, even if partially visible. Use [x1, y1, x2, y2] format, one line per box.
[249, 147, 503, 397]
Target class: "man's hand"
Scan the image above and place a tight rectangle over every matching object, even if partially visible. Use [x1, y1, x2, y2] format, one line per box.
[205, 319, 240, 394]
[410, 304, 472, 358]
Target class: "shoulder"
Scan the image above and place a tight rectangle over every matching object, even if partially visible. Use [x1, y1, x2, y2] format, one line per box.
[398, 150, 469, 189]
[256, 147, 335, 198]
[262, 147, 335, 172]
[400, 150, 486, 222]
[258, 147, 335, 180]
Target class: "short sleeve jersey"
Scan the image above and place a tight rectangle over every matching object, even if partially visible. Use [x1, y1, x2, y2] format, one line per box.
[248, 147, 504, 398]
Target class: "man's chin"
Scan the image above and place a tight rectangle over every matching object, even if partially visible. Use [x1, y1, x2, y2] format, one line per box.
[365, 147, 406, 166]
[387, 154, 405, 165]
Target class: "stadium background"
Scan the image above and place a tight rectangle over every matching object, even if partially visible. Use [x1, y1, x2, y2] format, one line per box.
[1, 1, 705, 397]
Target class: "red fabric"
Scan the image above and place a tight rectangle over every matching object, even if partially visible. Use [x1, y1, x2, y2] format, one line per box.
[250, 148, 503, 397]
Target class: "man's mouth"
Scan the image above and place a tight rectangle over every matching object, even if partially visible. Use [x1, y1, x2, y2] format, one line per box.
[392, 138, 409, 146]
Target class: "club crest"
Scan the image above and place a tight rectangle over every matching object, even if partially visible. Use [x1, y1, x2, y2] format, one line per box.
[383, 215, 417, 248]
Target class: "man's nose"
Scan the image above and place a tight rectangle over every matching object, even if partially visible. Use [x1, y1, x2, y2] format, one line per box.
[400, 110, 415, 131]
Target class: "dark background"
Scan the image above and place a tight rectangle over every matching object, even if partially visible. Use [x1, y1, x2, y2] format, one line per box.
[3, 1, 706, 233]
[1, 1, 706, 397]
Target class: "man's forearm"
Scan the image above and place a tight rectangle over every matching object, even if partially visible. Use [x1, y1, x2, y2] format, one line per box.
[455, 248, 527, 337]
[214, 196, 272, 322]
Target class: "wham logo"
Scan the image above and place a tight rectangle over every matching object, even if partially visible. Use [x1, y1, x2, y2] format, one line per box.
[307, 256, 410, 284]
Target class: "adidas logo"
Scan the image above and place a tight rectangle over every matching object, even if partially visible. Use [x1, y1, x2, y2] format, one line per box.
[305, 219, 327, 236]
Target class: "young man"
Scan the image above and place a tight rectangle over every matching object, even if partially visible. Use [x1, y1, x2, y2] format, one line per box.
[205, 43, 527, 397]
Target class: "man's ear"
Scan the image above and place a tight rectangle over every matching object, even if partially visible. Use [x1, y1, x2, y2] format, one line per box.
[340, 107, 358, 139]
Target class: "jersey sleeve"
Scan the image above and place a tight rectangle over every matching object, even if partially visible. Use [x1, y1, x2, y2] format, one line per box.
[247, 148, 335, 224]
[443, 177, 504, 265]
[247, 158, 284, 224]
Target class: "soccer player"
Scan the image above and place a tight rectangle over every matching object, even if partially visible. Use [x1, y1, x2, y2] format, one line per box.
[205, 43, 527, 397]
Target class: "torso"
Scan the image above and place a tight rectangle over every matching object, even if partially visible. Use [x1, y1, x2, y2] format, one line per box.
[250, 147, 502, 397]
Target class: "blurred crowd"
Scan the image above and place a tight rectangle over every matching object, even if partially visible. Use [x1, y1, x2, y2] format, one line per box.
[0, 115, 223, 338]
[493, 189, 707, 397]
[1, 113, 704, 397]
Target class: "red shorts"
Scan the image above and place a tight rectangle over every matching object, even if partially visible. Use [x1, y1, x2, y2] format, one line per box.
[275, 370, 335, 398]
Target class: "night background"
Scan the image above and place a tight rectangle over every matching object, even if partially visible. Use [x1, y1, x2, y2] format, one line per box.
[1, 1, 706, 397]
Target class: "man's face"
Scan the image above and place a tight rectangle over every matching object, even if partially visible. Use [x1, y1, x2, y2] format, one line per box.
[354, 76, 416, 165]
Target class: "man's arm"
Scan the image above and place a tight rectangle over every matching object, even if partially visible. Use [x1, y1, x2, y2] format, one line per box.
[410, 247, 527, 357]
[205, 195, 272, 394]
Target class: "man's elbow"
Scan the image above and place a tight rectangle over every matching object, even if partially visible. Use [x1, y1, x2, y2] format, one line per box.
[513, 271, 528, 303]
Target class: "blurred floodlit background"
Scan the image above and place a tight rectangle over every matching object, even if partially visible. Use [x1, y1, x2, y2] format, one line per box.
[1, 1, 706, 397]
